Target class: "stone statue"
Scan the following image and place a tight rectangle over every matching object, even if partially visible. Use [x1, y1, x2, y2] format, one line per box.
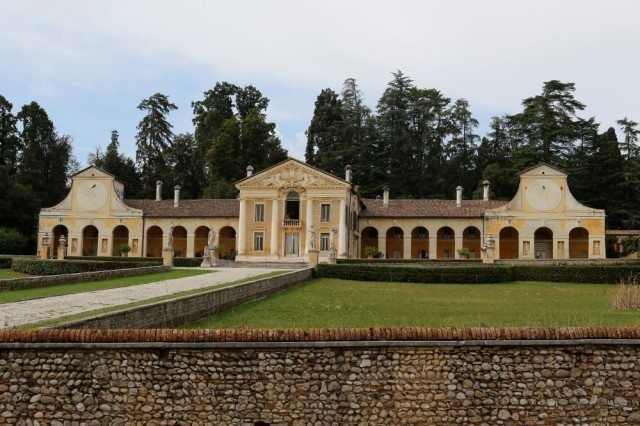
[208, 229, 216, 248]
[329, 227, 337, 263]
[167, 225, 175, 249]
[308, 225, 316, 251]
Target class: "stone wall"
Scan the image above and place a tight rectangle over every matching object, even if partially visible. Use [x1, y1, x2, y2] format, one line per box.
[56, 268, 313, 329]
[0, 328, 639, 424]
[0, 266, 170, 291]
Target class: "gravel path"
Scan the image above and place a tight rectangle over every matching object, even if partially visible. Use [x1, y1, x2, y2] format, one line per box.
[0, 268, 284, 328]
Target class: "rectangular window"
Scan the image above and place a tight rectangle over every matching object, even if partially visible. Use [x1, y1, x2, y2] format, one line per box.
[254, 204, 265, 222]
[320, 204, 331, 222]
[253, 232, 264, 251]
[320, 233, 330, 251]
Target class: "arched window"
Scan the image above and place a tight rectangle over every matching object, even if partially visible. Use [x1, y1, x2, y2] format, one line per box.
[285, 191, 300, 220]
[411, 226, 429, 259]
[82, 225, 99, 256]
[112, 225, 129, 256]
[499, 227, 519, 259]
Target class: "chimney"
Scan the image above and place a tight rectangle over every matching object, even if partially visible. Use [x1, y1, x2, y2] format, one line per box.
[482, 180, 490, 201]
[345, 165, 352, 183]
[156, 181, 162, 200]
[456, 186, 463, 207]
[246, 165, 254, 177]
[383, 185, 390, 207]
[174, 185, 181, 208]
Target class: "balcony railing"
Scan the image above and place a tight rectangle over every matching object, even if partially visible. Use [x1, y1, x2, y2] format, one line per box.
[282, 219, 302, 228]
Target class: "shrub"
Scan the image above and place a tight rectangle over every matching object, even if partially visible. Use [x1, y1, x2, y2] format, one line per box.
[0, 257, 13, 269]
[0, 228, 26, 255]
[11, 258, 160, 275]
[364, 247, 383, 258]
[316, 263, 513, 284]
[456, 247, 472, 259]
[66, 256, 160, 263]
[119, 244, 131, 254]
[174, 257, 204, 267]
[611, 275, 640, 310]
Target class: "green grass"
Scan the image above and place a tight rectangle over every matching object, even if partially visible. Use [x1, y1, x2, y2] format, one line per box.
[25, 270, 289, 328]
[0, 269, 26, 280]
[0, 269, 212, 305]
[183, 278, 640, 328]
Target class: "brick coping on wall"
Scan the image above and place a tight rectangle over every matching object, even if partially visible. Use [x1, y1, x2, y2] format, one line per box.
[2, 327, 640, 347]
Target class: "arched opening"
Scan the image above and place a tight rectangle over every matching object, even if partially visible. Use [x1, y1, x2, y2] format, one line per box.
[194, 226, 210, 257]
[569, 227, 589, 259]
[146, 226, 163, 257]
[411, 226, 429, 259]
[360, 227, 379, 258]
[82, 225, 99, 256]
[437, 227, 455, 259]
[499, 227, 519, 259]
[172, 226, 188, 257]
[112, 225, 129, 256]
[219, 226, 237, 257]
[534, 227, 553, 259]
[285, 191, 300, 220]
[462, 226, 481, 259]
[52, 225, 68, 258]
[386, 227, 404, 259]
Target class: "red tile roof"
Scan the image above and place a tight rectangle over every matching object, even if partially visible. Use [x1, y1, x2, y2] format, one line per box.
[360, 198, 508, 218]
[124, 199, 239, 217]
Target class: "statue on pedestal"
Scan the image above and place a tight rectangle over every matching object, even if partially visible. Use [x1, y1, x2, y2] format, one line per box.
[308, 225, 316, 251]
[329, 227, 337, 263]
[166, 225, 175, 250]
[201, 229, 217, 267]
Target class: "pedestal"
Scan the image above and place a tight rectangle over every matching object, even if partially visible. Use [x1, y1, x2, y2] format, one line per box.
[57, 245, 67, 260]
[39, 244, 50, 260]
[308, 250, 319, 267]
[163, 248, 174, 267]
[482, 238, 495, 264]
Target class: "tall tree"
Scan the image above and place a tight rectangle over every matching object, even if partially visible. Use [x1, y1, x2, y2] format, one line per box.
[376, 70, 415, 197]
[616, 117, 640, 160]
[0, 95, 21, 174]
[135, 93, 177, 198]
[165, 133, 202, 199]
[305, 88, 344, 174]
[509, 80, 588, 166]
[90, 130, 140, 198]
[17, 102, 73, 207]
[446, 99, 480, 196]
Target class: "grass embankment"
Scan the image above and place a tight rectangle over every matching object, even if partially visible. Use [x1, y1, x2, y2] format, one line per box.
[0, 269, 26, 280]
[184, 278, 640, 328]
[0, 269, 212, 305]
[26, 270, 288, 328]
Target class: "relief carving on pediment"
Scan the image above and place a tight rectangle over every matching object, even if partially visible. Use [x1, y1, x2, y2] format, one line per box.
[244, 163, 342, 189]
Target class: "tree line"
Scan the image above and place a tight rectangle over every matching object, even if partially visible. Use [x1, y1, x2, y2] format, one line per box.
[305, 72, 640, 229]
[1, 73, 639, 253]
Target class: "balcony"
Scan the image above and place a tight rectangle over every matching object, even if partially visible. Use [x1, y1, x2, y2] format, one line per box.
[282, 219, 302, 228]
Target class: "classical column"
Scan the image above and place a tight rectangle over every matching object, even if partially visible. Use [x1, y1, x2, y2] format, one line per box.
[306, 197, 314, 251]
[429, 235, 438, 259]
[403, 236, 412, 259]
[338, 198, 347, 257]
[186, 233, 195, 258]
[238, 199, 247, 256]
[454, 236, 463, 259]
[379, 235, 387, 258]
[271, 199, 279, 256]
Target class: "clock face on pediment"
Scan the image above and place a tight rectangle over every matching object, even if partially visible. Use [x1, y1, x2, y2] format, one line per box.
[77, 181, 108, 211]
[525, 179, 562, 211]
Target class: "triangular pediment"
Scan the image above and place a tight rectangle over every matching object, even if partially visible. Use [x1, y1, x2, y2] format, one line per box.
[73, 166, 119, 181]
[518, 163, 567, 178]
[235, 158, 350, 190]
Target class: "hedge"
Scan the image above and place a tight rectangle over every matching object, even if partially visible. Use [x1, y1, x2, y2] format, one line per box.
[0, 257, 12, 269]
[11, 258, 161, 276]
[66, 256, 204, 267]
[315, 263, 513, 284]
[316, 263, 640, 284]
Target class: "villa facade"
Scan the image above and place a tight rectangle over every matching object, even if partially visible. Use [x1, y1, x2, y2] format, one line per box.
[38, 159, 606, 262]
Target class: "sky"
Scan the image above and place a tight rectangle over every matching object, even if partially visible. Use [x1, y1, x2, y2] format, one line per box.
[2, 0, 639, 167]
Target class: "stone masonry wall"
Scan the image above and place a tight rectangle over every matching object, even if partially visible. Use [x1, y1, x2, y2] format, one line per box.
[0, 328, 639, 423]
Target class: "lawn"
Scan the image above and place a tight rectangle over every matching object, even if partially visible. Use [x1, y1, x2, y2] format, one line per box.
[0, 269, 26, 280]
[183, 278, 640, 328]
[0, 269, 212, 305]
